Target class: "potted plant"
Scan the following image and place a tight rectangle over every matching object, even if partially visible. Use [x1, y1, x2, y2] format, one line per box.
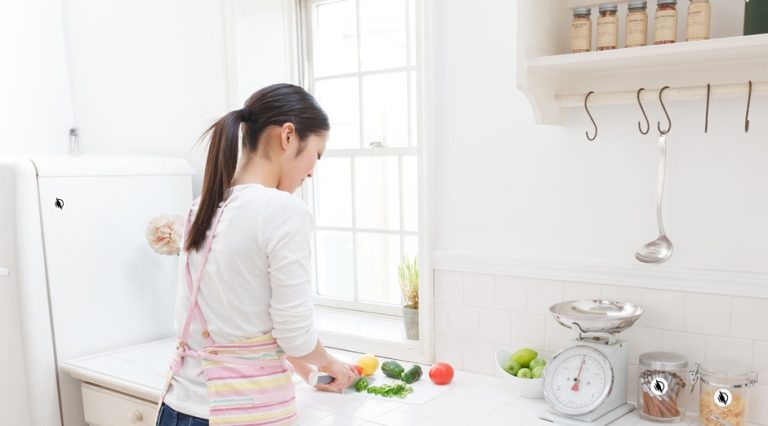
[398, 255, 419, 340]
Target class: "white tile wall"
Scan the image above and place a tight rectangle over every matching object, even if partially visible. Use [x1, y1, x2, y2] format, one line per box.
[433, 270, 768, 425]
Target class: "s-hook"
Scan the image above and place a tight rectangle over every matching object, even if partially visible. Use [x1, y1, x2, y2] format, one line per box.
[705, 83, 710, 133]
[745, 80, 752, 133]
[637, 88, 650, 135]
[585, 91, 597, 141]
[657, 86, 672, 134]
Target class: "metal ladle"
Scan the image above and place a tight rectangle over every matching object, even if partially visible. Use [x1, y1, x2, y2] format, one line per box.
[636, 132, 673, 264]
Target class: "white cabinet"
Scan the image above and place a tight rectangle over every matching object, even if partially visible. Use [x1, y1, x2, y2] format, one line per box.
[81, 384, 158, 426]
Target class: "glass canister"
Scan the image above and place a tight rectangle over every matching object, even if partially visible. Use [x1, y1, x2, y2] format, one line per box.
[597, 4, 619, 51]
[638, 352, 688, 422]
[571, 7, 593, 53]
[654, 0, 678, 44]
[692, 361, 758, 426]
[686, 0, 711, 41]
[626, 0, 649, 48]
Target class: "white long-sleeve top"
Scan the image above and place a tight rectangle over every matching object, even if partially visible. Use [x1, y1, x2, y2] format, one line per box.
[164, 183, 318, 419]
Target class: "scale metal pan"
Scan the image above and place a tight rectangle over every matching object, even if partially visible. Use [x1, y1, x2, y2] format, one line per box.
[549, 299, 643, 334]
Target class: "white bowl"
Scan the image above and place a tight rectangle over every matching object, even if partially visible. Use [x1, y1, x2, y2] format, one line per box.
[495, 349, 544, 399]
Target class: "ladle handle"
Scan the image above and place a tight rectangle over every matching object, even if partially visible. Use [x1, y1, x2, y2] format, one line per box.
[656, 134, 667, 236]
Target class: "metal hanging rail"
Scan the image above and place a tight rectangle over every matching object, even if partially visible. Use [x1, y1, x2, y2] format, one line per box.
[555, 81, 768, 108]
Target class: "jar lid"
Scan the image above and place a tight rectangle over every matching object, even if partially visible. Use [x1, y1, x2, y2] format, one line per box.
[658, 0, 677, 4]
[573, 7, 592, 15]
[639, 351, 688, 370]
[628, 0, 648, 8]
[599, 4, 618, 11]
[700, 361, 756, 381]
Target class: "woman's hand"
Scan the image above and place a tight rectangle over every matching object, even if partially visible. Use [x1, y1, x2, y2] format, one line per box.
[316, 358, 359, 393]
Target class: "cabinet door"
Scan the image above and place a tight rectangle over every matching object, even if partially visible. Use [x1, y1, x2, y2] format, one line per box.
[0, 168, 33, 425]
[82, 384, 158, 426]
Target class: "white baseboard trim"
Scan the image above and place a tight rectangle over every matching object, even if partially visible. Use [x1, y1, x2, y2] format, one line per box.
[432, 251, 768, 299]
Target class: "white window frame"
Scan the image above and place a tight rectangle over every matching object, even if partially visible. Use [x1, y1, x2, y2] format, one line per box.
[299, 0, 418, 317]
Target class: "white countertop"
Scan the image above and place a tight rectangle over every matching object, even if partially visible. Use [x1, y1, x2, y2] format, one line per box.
[62, 338, 744, 426]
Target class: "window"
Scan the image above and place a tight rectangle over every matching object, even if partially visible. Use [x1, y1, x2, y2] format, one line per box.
[300, 0, 419, 317]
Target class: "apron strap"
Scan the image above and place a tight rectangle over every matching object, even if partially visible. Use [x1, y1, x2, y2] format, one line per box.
[178, 199, 229, 347]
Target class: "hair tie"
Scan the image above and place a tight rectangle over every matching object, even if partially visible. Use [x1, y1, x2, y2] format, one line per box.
[238, 109, 249, 122]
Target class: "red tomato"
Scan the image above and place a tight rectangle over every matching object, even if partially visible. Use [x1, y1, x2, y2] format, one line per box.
[429, 362, 454, 385]
[354, 365, 363, 375]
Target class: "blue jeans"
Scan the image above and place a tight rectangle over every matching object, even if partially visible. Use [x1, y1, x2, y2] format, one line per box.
[156, 402, 208, 426]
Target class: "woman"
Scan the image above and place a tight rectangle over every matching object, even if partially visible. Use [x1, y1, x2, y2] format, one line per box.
[157, 83, 359, 426]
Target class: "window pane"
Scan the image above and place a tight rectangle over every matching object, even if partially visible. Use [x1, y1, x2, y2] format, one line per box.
[362, 72, 408, 148]
[316, 230, 355, 299]
[357, 232, 400, 305]
[409, 70, 417, 147]
[402, 155, 418, 231]
[359, 0, 407, 71]
[408, 0, 416, 67]
[314, 78, 360, 149]
[354, 156, 399, 230]
[315, 157, 352, 227]
[312, 0, 358, 77]
[403, 235, 418, 265]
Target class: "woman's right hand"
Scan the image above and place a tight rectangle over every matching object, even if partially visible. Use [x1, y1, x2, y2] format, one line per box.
[316, 357, 359, 393]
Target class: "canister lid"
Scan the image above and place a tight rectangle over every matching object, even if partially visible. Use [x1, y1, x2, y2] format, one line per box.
[639, 351, 688, 370]
[697, 361, 758, 388]
[599, 4, 618, 12]
[628, 0, 648, 8]
[658, 0, 678, 4]
[573, 7, 592, 15]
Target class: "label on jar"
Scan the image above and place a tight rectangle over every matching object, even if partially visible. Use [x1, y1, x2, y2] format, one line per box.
[597, 15, 619, 49]
[654, 9, 678, 43]
[714, 388, 732, 407]
[687, 3, 711, 41]
[626, 11, 648, 47]
[571, 19, 592, 52]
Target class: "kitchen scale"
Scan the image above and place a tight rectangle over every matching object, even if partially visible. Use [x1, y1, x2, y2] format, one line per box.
[540, 300, 644, 426]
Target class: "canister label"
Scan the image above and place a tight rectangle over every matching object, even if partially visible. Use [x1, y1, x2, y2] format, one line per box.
[651, 377, 669, 396]
[714, 388, 732, 407]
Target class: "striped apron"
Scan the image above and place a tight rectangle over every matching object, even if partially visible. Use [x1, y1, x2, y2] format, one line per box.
[159, 199, 298, 425]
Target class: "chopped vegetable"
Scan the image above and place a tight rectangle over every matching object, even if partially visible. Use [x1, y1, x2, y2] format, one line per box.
[365, 383, 413, 398]
[401, 365, 423, 384]
[381, 360, 405, 379]
[353, 377, 369, 392]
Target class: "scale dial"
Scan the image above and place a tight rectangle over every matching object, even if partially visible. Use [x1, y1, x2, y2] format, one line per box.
[543, 345, 615, 416]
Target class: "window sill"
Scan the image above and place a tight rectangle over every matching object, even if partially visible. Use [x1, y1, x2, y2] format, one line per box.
[314, 307, 429, 363]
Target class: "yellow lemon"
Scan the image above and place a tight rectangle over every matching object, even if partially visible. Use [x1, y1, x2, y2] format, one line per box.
[357, 354, 379, 376]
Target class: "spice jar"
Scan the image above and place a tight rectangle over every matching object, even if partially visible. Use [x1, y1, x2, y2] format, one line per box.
[597, 4, 619, 51]
[686, 0, 711, 41]
[626, 1, 648, 47]
[571, 7, 592, 53]
[654, 0, 678, 45]
[691, 361, 758, 426]
[638, 352, 688, 422]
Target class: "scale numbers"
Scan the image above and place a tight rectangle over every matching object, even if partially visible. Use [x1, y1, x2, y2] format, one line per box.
[543, 345, 614, 416]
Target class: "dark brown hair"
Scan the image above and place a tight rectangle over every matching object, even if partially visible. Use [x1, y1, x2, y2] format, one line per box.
[185, 83, 329, 252]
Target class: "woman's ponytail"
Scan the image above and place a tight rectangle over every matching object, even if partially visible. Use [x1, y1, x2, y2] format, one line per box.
[185, 110, 242, 252]
[184, 83, 329, 252]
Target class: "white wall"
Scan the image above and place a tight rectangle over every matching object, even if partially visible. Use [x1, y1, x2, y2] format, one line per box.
[0, 0, 74, 155]
[59, 0, 231, 192]
[432, 0, 768, 274]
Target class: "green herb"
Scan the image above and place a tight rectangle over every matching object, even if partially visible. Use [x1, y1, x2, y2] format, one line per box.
[365, 382, 414, 399]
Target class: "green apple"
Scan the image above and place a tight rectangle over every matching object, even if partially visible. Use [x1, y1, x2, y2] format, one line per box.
[510, 348, 538, 368]
[503, 359, 522, 376]
[517, 368, 532, 379]
[529, 358, 547, 370]
[532, 365, 545, 379]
